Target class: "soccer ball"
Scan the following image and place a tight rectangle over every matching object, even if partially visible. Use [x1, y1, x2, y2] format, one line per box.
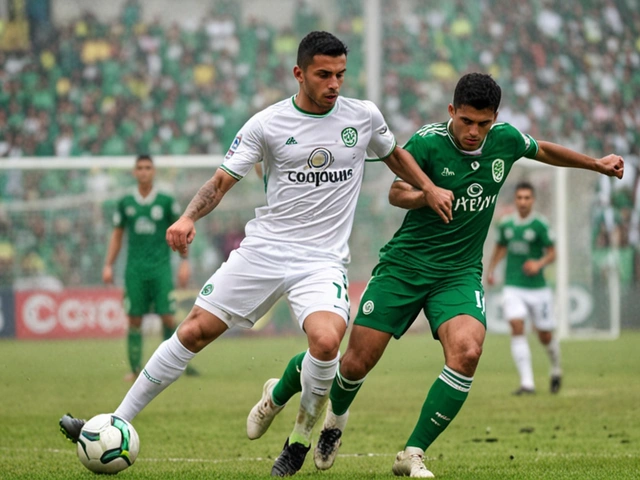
[76, 413, 140, 474]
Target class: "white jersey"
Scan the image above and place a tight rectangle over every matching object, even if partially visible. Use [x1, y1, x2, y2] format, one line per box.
[220, 95, 396, 265]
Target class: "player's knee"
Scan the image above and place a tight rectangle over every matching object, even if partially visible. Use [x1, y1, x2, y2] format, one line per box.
[177, 308, 226, 352]
[452, 341, 483, 375]
[309, 333, 341, 360]
[538, 331, 552, 345]
[340, 349, 374, 380]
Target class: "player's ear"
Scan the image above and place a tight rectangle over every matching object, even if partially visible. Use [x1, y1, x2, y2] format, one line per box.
[293, 65, 304, 84]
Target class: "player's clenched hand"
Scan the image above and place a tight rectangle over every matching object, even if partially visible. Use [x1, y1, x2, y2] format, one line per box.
[423, 186, 454, 224]
[166, 216, 196, 255]
[597, 154, 624, 179]
[522, 259, 541, 276]
[102, 265, 114, 284]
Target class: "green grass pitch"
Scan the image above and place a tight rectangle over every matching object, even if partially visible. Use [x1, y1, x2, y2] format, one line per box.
[1, 330, 638, 479]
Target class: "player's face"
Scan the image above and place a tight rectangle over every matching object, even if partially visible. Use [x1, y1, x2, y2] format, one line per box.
[448, 104, 497, 151]
[134, 159, 154, 186]
[515, 188, 534, 217]
[294, 54, 346, 114]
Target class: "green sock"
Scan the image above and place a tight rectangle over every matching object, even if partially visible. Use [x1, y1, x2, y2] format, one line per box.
[329, 369, 366, 416]
[272, 351, 306, 406]
[127, 327, 143, 374]
[162, 324, 175, 341]
[406, 366, 472, 450]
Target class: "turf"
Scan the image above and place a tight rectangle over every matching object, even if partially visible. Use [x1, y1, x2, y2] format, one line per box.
[1, 330, 638, 479]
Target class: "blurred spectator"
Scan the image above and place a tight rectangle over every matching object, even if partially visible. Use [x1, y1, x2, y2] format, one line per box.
[13, 250, 64, 291]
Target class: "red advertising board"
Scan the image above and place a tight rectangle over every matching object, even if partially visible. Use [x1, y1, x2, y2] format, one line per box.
[15, 288, 127, 339]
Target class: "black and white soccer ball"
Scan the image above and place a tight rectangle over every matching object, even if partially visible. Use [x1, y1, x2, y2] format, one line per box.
[76, 413, 140, 474]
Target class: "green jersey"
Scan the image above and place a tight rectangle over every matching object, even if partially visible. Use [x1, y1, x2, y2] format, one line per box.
[379, 120, 539, 276]
[113, 188, 181, 278]
[497, 213, 554, 288]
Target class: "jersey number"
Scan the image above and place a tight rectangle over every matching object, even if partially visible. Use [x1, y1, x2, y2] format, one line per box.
[332, 281, 349, 303]
[475, 290, 486, 314]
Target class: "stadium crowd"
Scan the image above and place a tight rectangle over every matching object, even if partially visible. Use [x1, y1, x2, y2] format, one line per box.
[0, 0, 638, 323]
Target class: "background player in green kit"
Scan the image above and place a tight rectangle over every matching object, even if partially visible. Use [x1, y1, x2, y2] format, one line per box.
[313, 73, 624, 478]
[103, 155, 196, 381]
[487, 181, 561, 395]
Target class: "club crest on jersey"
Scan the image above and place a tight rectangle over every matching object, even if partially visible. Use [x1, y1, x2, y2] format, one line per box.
[492, 159, 505, 182]
[151, 205, 163, 220]
[224, 134, 243, 160]
[341, 127, 358, 147]
[201, 284, 213, 296]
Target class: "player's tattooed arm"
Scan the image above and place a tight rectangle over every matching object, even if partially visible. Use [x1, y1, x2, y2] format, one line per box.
[167, 169, 238, 254]
[183, 169, 238, 221]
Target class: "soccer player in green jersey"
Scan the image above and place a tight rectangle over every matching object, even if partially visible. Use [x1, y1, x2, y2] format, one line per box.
[487, 181, 561, 396]
[102, 155, 196, 381]
[314, 73, 624, 477]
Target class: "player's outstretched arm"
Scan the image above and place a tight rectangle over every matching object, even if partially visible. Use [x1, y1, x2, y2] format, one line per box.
[384, 146, 454, 222]
[534, 141, 624, 179]
[166, 169, 238, 255]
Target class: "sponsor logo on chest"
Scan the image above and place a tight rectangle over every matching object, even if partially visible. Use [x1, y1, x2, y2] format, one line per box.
[284, 137, 355, 187]
[453, 183, 498, 213]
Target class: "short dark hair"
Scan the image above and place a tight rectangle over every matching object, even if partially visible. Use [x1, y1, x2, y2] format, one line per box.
[453, 73, 501, 113]
[297, 31, 348, 70]
[515, 181, 535, 195]
[136, 154, 153, 164]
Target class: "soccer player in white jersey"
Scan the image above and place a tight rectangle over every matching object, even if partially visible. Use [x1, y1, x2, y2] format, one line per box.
[59, 31, 453, 476]
[487, 181, 562, 395]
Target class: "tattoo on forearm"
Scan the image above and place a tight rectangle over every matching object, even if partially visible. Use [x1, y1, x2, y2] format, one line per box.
[184, 180, 218, 220]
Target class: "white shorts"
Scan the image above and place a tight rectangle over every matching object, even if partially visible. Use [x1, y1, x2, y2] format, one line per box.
[502, 286, 555, 331]
[195, 241, 350, 330]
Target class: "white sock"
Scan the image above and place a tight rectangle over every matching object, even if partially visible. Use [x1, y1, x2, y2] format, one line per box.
[290, 350, 339, 445]
[511, 335, 534, 389]
[322, 400, 349, 432]
[545, 336, 562, 377]
[115, 332, 195, 421]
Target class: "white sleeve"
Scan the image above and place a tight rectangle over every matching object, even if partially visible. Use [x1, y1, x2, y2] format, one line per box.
[363, 100, 396, 160]
[220, 113, 265, 180]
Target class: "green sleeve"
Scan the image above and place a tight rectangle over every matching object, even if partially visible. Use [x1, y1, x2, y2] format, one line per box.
[170, 196, 181, 223]
[496, 221, 508, 246]
[114, 197, 126, 228]
[539, 221, 554, 247]
[403, 134, 430, 172]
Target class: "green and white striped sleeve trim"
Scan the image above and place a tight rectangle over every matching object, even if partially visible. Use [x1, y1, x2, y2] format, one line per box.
[220, 165, 244, 181]
[365, 138, 397, 162]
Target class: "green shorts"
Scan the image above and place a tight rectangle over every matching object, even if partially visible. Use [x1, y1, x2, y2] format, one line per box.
[354, 262, 486, 339]
[124, 267, 175, 316]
